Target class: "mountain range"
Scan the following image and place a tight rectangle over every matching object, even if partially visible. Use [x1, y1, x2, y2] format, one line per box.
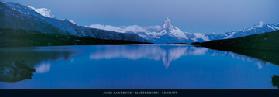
[90, 17, 279, 43]
[1, 1, 279, 45]
[0, 1, 148, 47]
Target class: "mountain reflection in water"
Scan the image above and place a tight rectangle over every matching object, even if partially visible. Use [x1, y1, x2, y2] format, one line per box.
[0, 45, 278, 89]
[90, 45, 208, 68]
[89, 45, 269, 69]
[0, 48, 72, 83]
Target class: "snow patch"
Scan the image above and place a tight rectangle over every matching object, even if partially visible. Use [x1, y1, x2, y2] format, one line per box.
[28, 6, 54, 18]
[256, 21, 264, 27]
[69, 19, 76, 24]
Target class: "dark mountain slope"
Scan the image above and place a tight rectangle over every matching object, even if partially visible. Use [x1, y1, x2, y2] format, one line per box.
[0, 28, 148, 48]
[0, 2, 149, 47]
[193, 30, 279, 65]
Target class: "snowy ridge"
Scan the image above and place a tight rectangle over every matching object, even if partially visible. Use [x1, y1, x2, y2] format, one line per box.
[224, 21, 279, 39]
[90, 19, 279, 43]
[28, 6, 54, 18]
[90, 18, 210, 43]
[2, 1, 279, 44]
[88, 24, 148, 33]
[1, 2, 147, 42]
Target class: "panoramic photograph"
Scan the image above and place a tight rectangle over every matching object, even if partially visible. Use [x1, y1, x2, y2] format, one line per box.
[0, 0, 279, 92]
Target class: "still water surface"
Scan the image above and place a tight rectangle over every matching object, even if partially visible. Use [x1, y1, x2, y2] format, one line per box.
[0, 45, 278, 89]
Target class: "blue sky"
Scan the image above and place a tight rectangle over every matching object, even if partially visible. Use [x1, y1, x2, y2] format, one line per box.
[4, 0, 279, 33]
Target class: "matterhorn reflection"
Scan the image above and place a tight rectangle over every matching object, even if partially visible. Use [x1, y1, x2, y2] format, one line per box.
[90, 45, 208, 68]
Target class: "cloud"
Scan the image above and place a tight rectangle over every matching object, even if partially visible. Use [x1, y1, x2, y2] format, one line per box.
[28, 5, 54, 18]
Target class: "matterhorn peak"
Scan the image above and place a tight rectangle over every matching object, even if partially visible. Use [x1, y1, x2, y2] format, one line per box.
[162, 17, 175, 31]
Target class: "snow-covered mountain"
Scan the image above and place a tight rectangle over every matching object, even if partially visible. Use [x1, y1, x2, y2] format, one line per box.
[0, 2, 147, 42]
[223, 22, 279, 39]
[2, 1, 279, 44]
[90, 18, 210, 43]
[27, 6, 54, 18]
[90, 18, 279, 43]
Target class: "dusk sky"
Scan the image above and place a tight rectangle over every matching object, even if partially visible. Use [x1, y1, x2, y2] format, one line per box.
[4, 0, 279, 33]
